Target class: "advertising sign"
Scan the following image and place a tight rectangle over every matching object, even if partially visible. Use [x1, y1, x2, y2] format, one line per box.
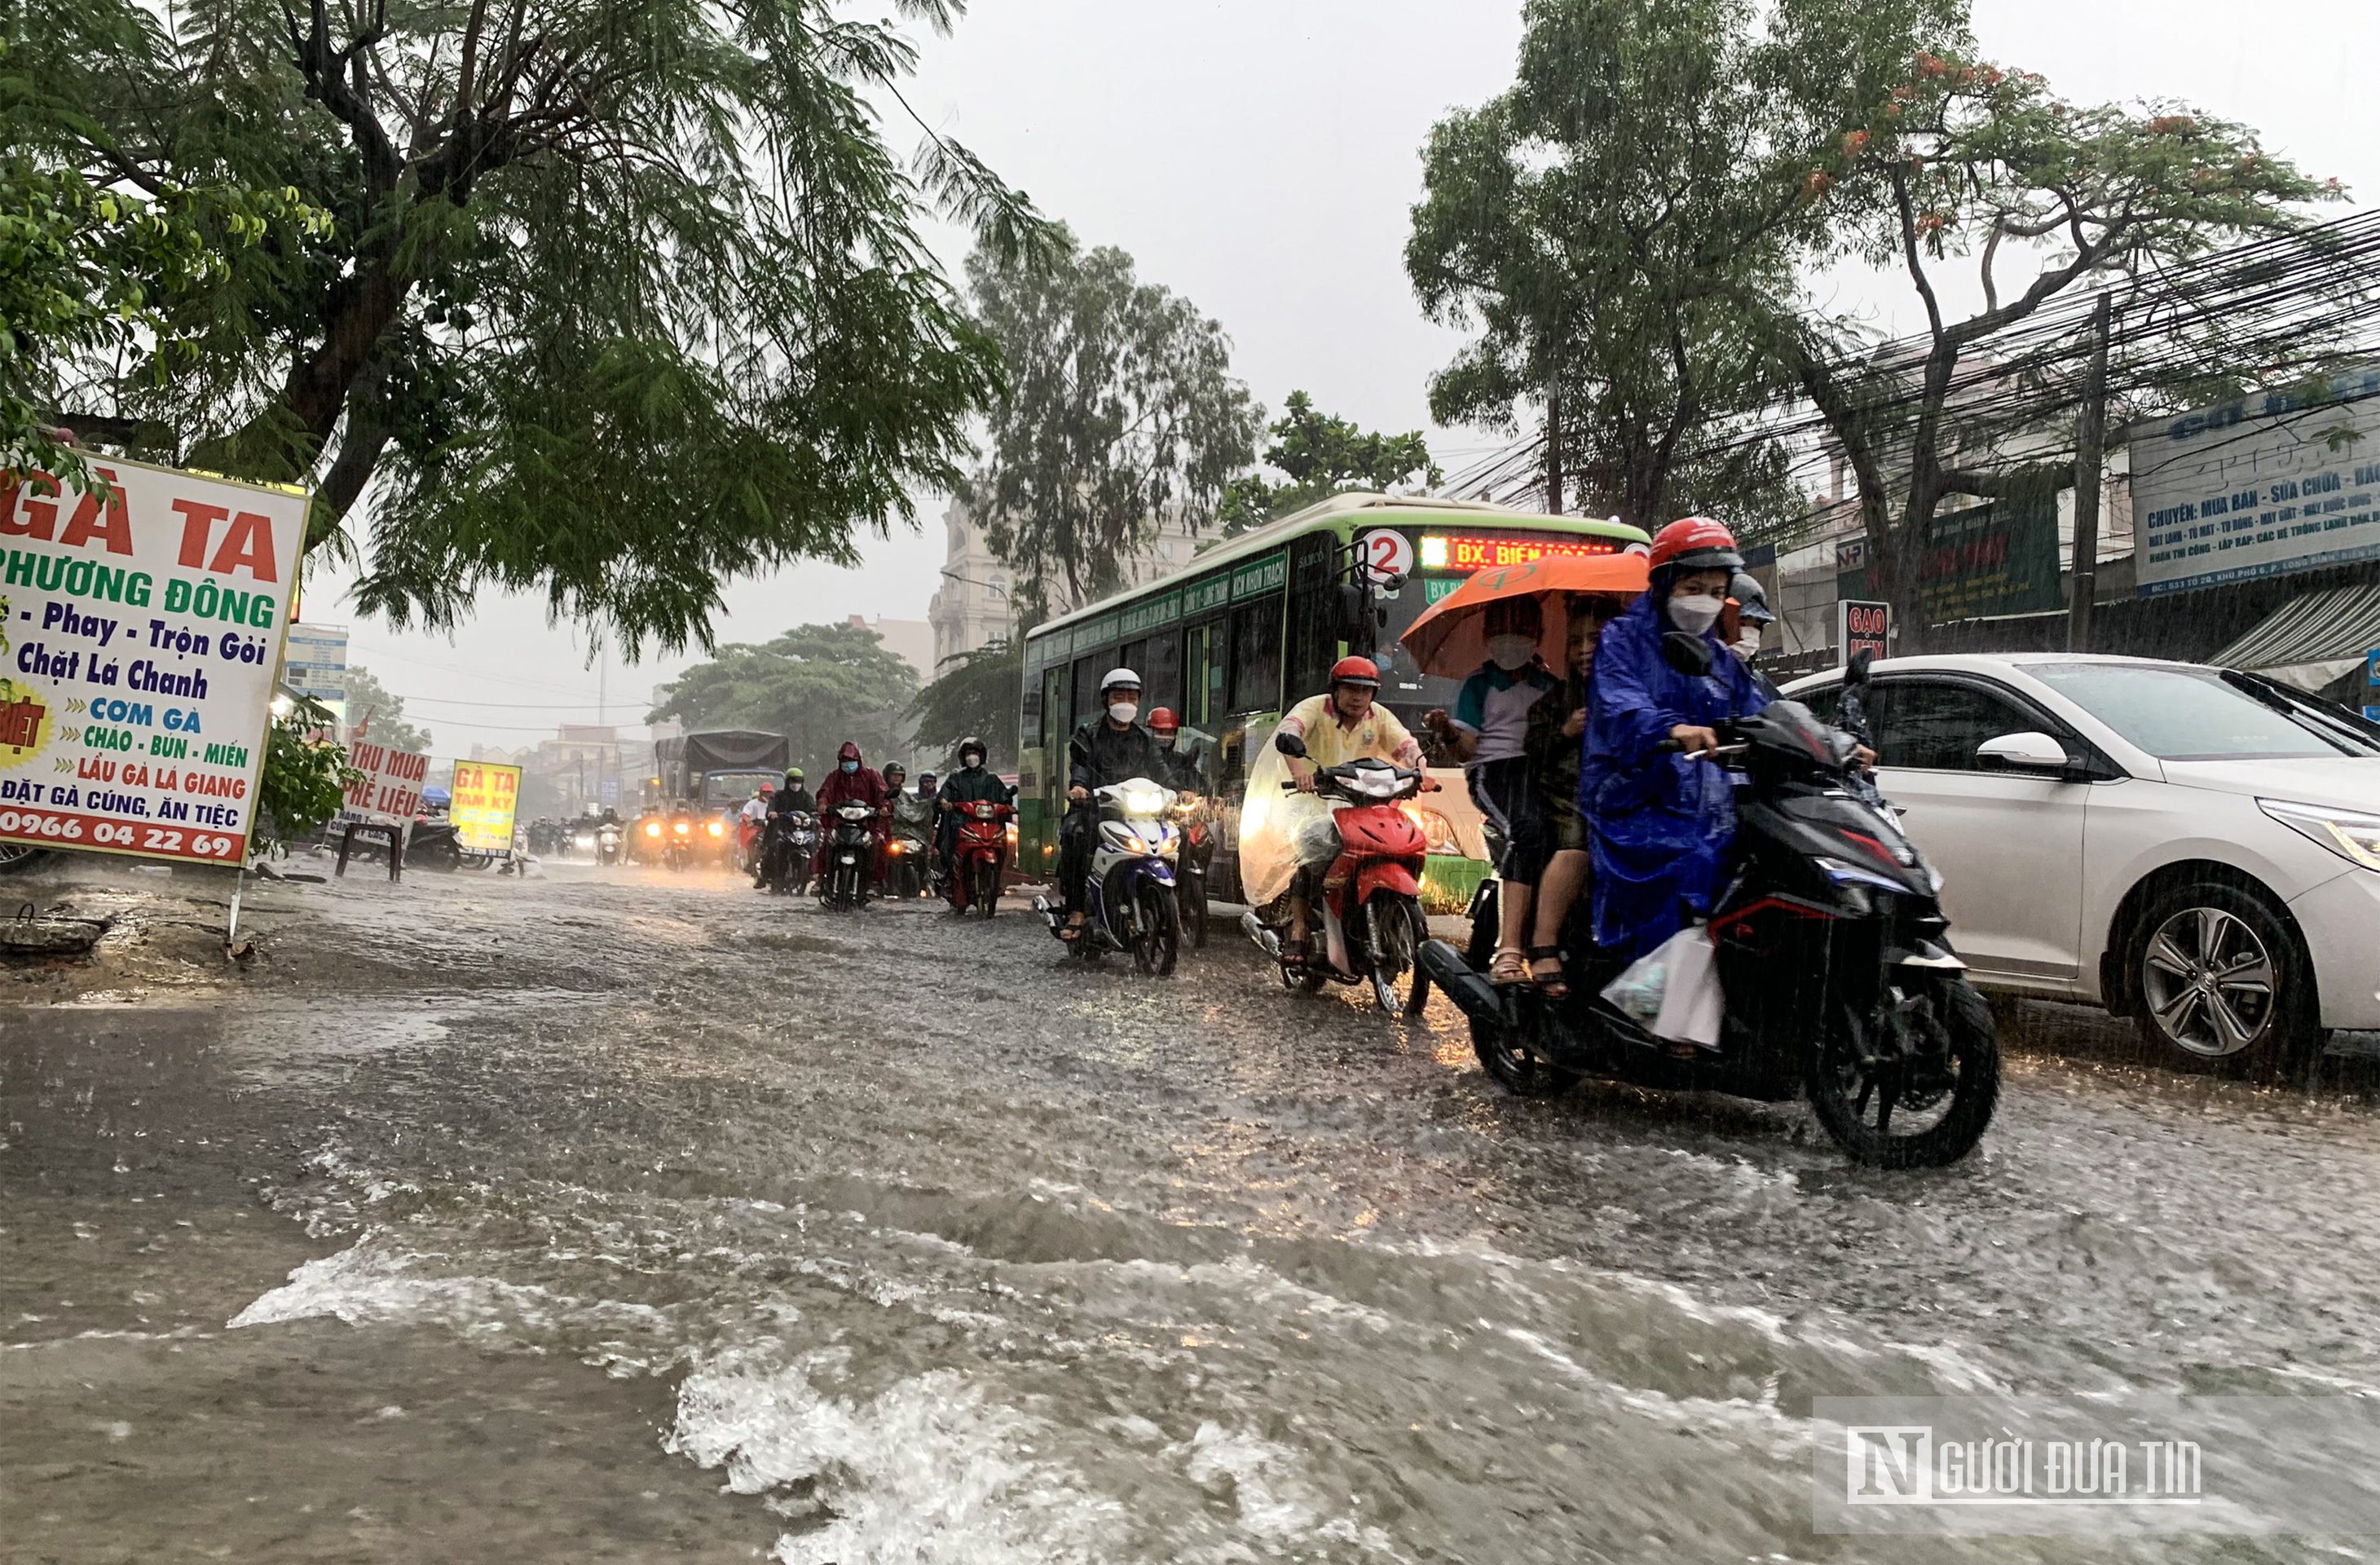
[341, 741, 429, 824]
[2131, 368, 2380, 595]
[1918, 496, 2063, 622]
[0, 456, 306, 865]
[448, 760, 521, 855]
[284, 622, 349, 705]
[1839, 600, 1892, 667]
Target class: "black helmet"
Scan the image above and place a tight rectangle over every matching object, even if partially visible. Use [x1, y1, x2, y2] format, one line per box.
[884, 760, 906, 779]
[1730, 570, 1777, 627]
[958, 735, 988, 765]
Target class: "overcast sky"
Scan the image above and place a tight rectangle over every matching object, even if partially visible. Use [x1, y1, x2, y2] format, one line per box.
[312, 0, 2380, 754]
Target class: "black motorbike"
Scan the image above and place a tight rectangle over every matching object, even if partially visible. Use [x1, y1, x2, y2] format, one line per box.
[819, 802, 878, 911]
[758, 810, 815, 896]
[1419, 641, 1999, 1169]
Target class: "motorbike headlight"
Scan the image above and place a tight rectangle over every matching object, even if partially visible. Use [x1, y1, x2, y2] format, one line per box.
[644, 822, 661, 837]
[2261, 799, 2380, 871]
[1122, 787, 1166, 818]
[674, 822, 690, 835]
[707, 821, 725, 838]
[1400, 806, 1460, 857]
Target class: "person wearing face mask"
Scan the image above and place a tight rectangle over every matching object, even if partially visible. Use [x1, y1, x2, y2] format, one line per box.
[1145, 708, 1218, 797]
[812, 739, 891, 892]
[1421, 595, 1558, 985]
[936, 737, 1011, 898]
[1722, 569, 1778, 668]
[1580, 517, 1771, 961]
[1059, 669, 1168, 940]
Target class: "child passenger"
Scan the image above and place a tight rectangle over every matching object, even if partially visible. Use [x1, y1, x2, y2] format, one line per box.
[1511, 593, 1624, 995]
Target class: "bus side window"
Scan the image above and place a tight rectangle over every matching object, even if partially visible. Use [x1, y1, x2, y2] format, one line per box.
[1229, 597, 1281, 715]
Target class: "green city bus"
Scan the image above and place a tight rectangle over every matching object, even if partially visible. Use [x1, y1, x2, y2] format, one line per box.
[1016, 493, 1650, 910]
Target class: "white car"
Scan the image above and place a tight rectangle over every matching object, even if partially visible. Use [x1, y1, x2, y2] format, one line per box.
[1783, 654, 2380, 1074]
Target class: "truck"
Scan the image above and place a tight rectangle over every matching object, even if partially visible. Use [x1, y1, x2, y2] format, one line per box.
[656, 729, 791, 813]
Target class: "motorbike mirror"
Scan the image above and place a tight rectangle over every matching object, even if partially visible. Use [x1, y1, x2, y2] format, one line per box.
[1847, 646, 1875, 688]
[1659, 630, 1715, 677]
[1274, 730, 1309, 760]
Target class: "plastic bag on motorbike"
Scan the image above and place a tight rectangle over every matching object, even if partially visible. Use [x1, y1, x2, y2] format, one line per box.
[1237, 737, 1320, 910]
[1598, 924, 1722, 1049]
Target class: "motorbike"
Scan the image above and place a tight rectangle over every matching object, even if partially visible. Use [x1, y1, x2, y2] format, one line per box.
[1170, 792, 1217, 948]
[818, 802, 880, 911]
[1242, 734, 1433, 1015]
[1416, 640, 2000, 1169]
[662, 812, 699, 871]
[884, 827, 933, 900]
[758, 810, 816, 896]
[594, 821, 624, 866]
[1034, 778, 1182, 975]
[948, 800, 1015, 918]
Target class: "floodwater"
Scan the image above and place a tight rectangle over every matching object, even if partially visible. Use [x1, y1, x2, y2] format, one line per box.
[6, 857, 2380, 1562]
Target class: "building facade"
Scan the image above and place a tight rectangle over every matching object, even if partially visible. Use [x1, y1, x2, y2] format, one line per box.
[928, 501, 1210, 672]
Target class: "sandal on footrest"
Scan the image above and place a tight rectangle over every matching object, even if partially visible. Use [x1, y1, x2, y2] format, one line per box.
[1527, 946, 1569, 999]
[1490, 946, 1529, 985]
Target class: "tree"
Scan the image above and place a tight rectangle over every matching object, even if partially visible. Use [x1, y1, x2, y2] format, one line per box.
[1407, 0, 1961, 527]
[341, 663, 432, 753]
[1783, 53, 2334, 646]
[20, 0, 1048, 651]
[961, 233, 1260, 618]
[907, 637, 1020, 769]
[1216, 391, 1439, 536]
[0, 33, 325, 487]
[646, 622, 917, 773]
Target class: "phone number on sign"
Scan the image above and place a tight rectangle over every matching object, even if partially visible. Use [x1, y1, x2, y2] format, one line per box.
[0, 809, 241, 862]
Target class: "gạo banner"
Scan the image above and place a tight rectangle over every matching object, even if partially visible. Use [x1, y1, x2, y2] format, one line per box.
[0, 456, 306, 866]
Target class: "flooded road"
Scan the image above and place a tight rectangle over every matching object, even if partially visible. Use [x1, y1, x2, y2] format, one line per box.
[7, 857, 2380, 1562]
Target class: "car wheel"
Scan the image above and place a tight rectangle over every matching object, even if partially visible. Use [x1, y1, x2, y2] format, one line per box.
[2131, 877, 2323, 1079]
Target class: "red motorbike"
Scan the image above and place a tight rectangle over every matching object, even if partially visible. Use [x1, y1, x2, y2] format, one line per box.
[948, 799, 1015, 918]
[1247, 736, 1435, 1014]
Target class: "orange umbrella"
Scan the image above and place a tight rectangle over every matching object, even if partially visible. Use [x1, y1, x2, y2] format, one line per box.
[1396, 551, 1650, 679]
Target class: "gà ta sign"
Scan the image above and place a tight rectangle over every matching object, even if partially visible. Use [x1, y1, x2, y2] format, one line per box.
[0, 457, 306, 866]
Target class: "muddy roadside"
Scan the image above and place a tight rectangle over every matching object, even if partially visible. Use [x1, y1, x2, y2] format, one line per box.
[0, 858, 776, 1563]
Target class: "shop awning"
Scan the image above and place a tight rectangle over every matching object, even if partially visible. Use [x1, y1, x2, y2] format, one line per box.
[2210, 583, 2380, 692]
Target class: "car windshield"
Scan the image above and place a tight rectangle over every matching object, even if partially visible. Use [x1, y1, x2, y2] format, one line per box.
[2030, 663, 2380, 760]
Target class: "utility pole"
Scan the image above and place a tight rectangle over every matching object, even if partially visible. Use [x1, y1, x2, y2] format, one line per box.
[1545, 380, 1565, 515]
[2069, 292, 2113, 652]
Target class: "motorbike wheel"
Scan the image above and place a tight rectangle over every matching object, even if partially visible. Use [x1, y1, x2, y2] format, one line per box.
[1183, 876, 1208, 950]
[1131, 882, 1179, 977]
[972, 859, 998, 919]
[1806, 976, 2001, 1168]
[1364, 891, 1423, 1016]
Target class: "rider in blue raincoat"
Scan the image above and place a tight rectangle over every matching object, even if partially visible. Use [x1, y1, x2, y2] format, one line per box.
[1580, 518, 1770, 960]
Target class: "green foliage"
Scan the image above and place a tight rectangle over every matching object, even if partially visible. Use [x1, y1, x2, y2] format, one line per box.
[908, 638, 1021, 769]
[961, 232, 1261, 617]
[255, 702, 360, 853]
[1408, 0, 1957, 528]
[1217, 392, 1440, 536]
[341, 663, 432, 754]
[1787, 48, 2336, 641]
[0, 34, 326, 488]
[647, 622, 919, 774]
[20, 0, 1051, 652]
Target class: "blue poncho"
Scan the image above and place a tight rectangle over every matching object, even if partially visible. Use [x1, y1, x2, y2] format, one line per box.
[1578, 593, 1770, 959]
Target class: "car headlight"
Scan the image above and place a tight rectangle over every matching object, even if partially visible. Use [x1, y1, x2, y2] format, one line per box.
[1400, 805, 1460, 857]
[2261, 799, 2380, 871]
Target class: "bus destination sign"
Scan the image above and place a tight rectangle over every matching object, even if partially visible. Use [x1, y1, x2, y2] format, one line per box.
[1417, 533, 1624, 572]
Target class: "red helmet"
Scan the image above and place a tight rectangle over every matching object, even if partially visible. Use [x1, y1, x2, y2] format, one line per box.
[1649, 516, 1744, 573]
[1328, 655, 1382, 690]
[1147, 707, 1180, 734]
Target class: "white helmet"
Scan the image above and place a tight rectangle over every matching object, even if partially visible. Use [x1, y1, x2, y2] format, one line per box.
[1100, 667, 1142, 694]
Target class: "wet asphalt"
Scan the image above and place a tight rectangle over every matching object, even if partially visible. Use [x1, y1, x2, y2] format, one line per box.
[5, 855, 2380, 1563]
